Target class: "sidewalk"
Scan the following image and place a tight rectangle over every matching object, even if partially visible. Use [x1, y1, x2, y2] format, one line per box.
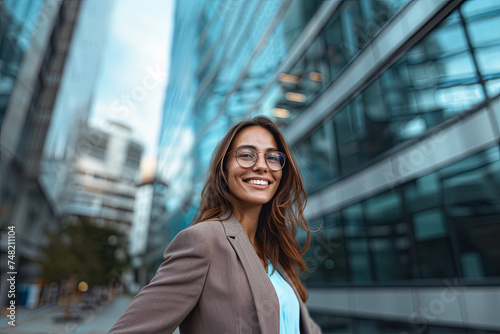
[0, 294, 135, 334]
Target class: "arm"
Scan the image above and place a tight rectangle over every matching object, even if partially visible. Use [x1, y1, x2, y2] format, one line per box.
[303, 310, 323, 334]
[301, 303, 323, 334]
[108, 226, 211, 334]
[308, 318, 322, 334]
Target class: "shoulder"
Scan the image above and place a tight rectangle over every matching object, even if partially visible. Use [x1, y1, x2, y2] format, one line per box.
[173, 219, 226, 245]
[185, 219, 225, 236]
[163, 220, 229, 260]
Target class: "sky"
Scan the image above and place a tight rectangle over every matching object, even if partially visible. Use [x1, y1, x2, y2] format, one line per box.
[90, 0, 174, 161]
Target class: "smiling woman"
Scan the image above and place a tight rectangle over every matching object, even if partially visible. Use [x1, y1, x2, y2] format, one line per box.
[108, 116, 322, 334]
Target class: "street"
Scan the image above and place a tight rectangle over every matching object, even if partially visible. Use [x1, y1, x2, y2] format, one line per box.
[0, 294, 181, 334]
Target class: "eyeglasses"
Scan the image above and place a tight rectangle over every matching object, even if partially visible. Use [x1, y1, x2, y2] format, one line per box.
[227, 147, 286, 171]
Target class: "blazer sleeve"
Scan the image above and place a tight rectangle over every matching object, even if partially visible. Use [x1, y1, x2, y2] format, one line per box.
[302, 306, 323, 334]
[307, 317, 322, 334]
[108, 226, 211, 334]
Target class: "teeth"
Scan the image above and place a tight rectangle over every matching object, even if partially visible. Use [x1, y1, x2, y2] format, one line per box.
[248, 179, 268, 185]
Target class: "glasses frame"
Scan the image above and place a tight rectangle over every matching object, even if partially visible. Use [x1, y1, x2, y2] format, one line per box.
[226, 147, 286, 171]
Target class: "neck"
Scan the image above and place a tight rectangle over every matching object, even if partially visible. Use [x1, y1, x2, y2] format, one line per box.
[234, 204, 262, 246]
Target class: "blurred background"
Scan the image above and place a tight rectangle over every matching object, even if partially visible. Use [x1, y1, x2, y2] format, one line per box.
[1, 0, 499, 333]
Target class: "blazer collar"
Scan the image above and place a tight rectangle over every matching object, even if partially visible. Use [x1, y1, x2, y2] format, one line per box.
[220, 212, 280, 334]
[219, 212, 314, 334]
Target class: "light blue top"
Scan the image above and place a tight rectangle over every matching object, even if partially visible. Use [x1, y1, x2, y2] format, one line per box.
[267, 260, 300, 334]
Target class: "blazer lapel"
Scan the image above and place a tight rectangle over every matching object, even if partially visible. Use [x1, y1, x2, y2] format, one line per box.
[276, 262, 314, 334]
[220, 213, 280, 334]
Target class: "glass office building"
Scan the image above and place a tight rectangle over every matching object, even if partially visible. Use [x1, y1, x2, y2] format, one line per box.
[0, 0, 44, 127]
[158, 0, 500, 332]
[0, 0, 82, 309]
[0, 0, 114, 309]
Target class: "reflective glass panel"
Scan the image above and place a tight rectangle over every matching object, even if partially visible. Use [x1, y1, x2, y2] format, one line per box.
[323, 15, 347, 83]
[412, 208, 447, 241]
[416, 238, 456, 278]
[276, 0, 410, 121]
[462, 1, 500, 99]
[346, 238, 372, 283]
[295, 118, 338, 191]
[461, 0, 500, 17]
[302, 213, 348, 285]
[442, 147, 500, 279]
[343, 204, 366, 238]
[364, 191, 402, 226]
[334, 101, 368, 175]
[364, 191, 410, 280]
[404, 173, 441, 212]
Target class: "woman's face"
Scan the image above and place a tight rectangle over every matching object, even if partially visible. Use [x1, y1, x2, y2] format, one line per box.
[226, 126, 282, 211]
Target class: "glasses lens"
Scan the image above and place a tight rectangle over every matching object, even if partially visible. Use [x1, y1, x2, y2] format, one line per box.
[266, 151, 285, 171]
[235, 148, 257, 168]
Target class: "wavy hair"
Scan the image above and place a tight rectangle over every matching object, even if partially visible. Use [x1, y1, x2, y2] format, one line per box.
[193, 116, 312, 302]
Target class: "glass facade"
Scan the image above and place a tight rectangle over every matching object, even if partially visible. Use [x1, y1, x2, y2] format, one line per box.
[252, 0, 410, 123]
[296, 0, 500, 192]
[0, 0, 45, 128]
[302, 145, 500, 286]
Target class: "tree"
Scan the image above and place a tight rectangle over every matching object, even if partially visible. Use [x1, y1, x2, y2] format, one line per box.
[37, 217, 129, 318]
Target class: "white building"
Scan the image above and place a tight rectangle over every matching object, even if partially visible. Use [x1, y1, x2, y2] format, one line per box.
[60, 121, 143, 234]
[130, 176, 168, 288]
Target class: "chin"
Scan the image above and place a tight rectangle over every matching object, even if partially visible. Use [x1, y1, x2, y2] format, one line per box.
[238, 196, 273, 207]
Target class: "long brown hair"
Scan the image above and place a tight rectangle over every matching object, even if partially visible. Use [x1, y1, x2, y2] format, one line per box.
[193, 116, 312, 302]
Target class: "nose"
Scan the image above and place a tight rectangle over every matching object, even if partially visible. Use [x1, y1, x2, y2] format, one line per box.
[252, 152, 268, 171]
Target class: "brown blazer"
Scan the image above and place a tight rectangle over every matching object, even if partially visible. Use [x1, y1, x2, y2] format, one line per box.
[108, 213, 322, 334]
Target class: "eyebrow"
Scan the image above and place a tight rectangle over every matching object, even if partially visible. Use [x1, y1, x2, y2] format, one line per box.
[236, 145, 279, 152]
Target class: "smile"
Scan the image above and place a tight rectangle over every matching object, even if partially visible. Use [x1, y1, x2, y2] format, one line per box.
[245, 179, 269, 186]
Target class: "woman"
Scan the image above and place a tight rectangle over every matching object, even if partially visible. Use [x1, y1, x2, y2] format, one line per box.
[108, 116, 321, 334]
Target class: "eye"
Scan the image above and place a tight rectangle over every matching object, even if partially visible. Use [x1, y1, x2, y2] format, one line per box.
[267, 154, 279, 162]
[267, 152, 284, 163]
[237, 149, 257, 160]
